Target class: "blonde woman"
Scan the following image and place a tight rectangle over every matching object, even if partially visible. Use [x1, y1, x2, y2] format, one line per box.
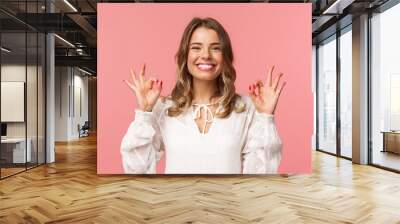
[121, 17, 286, 174]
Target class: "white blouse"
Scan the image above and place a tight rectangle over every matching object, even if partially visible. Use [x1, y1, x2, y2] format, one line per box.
[120, 96, 282, 174]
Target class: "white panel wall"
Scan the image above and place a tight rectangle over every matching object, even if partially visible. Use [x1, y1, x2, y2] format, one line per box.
[55, 66, 70, 141]
[55, 67, 89, 141]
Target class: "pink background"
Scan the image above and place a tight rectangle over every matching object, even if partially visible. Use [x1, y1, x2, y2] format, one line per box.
[97, 3, 312, 174]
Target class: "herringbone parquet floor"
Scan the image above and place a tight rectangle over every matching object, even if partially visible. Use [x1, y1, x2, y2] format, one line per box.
[1, 134, 400, 224]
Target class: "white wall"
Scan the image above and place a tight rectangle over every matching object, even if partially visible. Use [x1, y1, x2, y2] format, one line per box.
[55, 66, 69, 141]
[55, 67, 89, 141]
[72, 73, 89, 138]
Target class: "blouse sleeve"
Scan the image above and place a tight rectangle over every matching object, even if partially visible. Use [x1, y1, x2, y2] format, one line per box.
[242, 104, 282, 174]
[120, 100, 165, 174]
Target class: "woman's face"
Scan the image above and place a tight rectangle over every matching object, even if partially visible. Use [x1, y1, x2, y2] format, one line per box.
[187, 26, 223, 81]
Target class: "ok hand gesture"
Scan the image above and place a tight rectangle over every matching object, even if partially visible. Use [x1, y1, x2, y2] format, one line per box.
[123, 64, 163, 112]
[248, 66, 286, 115]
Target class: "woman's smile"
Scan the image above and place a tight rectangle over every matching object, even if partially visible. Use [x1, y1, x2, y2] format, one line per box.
[196, 62, 217, 71]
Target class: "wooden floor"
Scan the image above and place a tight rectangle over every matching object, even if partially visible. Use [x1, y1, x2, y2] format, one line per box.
[1, 135, 400, 223]
[0, 167, 26, 178]
[1, 163, 45, 178]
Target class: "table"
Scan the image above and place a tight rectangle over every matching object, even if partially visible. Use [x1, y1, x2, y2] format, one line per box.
[381, 131, 400, 154]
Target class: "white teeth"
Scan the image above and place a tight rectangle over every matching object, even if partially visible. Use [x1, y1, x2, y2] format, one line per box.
[197, 64, 214, 70]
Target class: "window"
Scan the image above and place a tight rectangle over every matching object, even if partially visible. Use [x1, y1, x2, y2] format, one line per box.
[317, 35, 337, 154]
[371, 2, 400, 171]
[339, 27, 352, 158]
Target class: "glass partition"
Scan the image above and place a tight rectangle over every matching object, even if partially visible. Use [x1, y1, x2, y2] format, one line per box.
[27, 31, 38, 169]
[0, 1, 46, 179]
[1, 30, 28, 177]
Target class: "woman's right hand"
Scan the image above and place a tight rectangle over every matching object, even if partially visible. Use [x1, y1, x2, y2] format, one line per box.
[123, 64, 163, 112]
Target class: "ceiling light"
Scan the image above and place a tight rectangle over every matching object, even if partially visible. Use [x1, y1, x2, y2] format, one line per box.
[322, 0, 355, 15]
[54, 34, 75, 48]
[78, 67, 93, 76]
[63, 0, 78, 12]
[1, 47, 11, 53]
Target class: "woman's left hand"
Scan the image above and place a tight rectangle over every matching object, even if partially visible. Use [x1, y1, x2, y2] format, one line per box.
[248, 66, 286, 115]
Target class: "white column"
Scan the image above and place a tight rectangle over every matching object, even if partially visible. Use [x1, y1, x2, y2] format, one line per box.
[352, 14, 369, 164]
[46, 1, 55, 163]
[46, 33, 55, 163]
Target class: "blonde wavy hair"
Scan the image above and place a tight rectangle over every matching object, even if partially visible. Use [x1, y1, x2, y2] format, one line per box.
[167, 17, 245, 118]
